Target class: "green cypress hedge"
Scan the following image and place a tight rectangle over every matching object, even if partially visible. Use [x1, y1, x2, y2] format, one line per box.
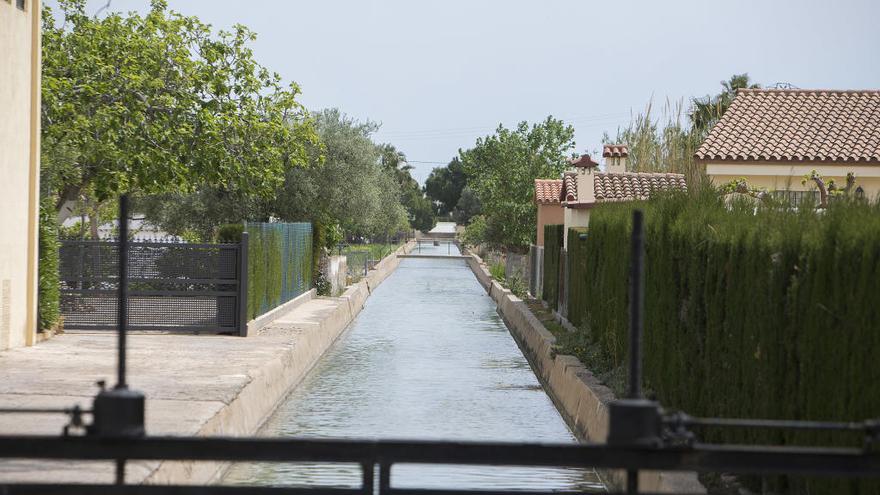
[542, 224, 564, 309]
[567, 191, 879, 494]
[38, 198, 61, 331]
[246, 222, 313, 320]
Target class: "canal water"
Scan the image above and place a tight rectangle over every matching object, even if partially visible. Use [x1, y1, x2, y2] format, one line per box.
[224, 243, 604, 491]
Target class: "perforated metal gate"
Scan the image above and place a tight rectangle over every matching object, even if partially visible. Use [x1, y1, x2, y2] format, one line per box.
[59, 240, 245, 333]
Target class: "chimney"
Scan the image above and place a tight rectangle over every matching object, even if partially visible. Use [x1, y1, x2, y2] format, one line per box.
[570, 154, 599, 204]
[603, 144, 629, 174]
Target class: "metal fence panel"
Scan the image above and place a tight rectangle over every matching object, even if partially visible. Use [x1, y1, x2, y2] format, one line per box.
[59, 240, 243, 333]
[245, 223, 313, 320]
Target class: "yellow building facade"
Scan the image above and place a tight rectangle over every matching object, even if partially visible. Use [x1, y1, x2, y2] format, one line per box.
[0, 0, 41, 349]
[697, 89, 880, 203]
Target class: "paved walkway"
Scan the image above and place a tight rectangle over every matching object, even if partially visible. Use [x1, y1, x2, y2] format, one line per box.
[0, 295, 361, 484]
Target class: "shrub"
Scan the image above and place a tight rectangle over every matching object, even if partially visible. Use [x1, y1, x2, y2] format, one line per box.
[565, 191, 879, 494]
[216, 223, 243, 243]
[488, 260, 505, 280]
[461, 215, 488, 247]
[38, 198, 61, 331]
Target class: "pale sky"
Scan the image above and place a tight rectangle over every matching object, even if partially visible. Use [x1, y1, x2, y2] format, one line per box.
[58, 0, 880, 184]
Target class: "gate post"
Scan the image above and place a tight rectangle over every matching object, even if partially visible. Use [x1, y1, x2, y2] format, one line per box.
[238, 232, 250, 337]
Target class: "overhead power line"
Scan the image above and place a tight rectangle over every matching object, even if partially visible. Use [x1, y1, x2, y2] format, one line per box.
[377, 111, 631, 139]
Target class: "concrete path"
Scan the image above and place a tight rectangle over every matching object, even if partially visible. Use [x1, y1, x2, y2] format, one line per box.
[0, 241, 413, 485]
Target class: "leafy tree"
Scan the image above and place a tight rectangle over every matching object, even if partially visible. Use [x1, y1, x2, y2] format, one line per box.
[272, 109, 410, 239]
[460, 117, 575, 249]
[452, 186, 482, 225]
[41, 0, 317, 217]
[690, 73, 760, 136]
[378, 143, 435, 232]
[140, 109, 413, 241]
[425, 158, 467, 215]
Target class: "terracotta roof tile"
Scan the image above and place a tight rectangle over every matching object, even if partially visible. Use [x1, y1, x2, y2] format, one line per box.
[569, 154, 600, 168]
[561, 172, 578, 202]
[602, 144, 629, 158]
[534, 179, 563, 204]
[593, 172, 687, 202]
[560, 171, 687, 205]
[696, 89, 880, 163]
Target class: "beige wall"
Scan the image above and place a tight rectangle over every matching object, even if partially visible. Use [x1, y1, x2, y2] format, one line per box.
[535, 204, 564, 246]
[706, 162, 880, 200]
[0, 0, 41, 349]
[562, 207, 590, 249]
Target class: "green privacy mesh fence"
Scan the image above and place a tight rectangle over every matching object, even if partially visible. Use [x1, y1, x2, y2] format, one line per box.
[246, 222, 313, 320]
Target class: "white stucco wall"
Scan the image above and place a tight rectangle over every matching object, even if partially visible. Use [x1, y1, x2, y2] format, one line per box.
[0, 0, 41, 349]
[562, 208, 590, 249]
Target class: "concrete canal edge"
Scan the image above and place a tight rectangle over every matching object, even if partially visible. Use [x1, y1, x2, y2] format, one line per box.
[463, 249, 707, 494]
[146, 241, 416, 485]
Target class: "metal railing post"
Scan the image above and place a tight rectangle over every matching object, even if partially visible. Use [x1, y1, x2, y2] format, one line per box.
[117, 194, 129, 390]
[626, 209, 645, 495]
[238, 231, 250, 337]
[628, 210, 645, 400]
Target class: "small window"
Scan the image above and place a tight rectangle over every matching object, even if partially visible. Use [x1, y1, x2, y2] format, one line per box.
[855, 186, 866, 200]
[16, 0, 24, 10]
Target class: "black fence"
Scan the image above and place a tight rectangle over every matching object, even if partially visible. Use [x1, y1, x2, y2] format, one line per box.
[59, 238, 247, 334]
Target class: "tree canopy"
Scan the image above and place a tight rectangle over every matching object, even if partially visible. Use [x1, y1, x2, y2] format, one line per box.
[460, 117, 575, 249]
[42, 0, 317, 214]
[379, 144, 436, 232]
[425, 158, 468, 215]
[139, 109, 420, 242]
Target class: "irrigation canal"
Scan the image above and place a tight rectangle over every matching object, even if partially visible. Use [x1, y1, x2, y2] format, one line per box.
[224, 242, 604, 491]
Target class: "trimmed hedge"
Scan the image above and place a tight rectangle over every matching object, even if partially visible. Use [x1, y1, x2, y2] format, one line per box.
[542, 224, 564, 309]
[246, 222, 313, 320]
[567, 191, 879, 494]
[566, 226, 595, 329]
[38, 198, 61, 331]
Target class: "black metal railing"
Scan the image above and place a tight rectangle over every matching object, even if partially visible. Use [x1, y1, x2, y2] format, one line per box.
[0, 433, 877, 494]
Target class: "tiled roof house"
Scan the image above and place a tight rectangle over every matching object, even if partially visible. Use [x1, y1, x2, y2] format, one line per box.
[557, 146, 687, 247]
[697, 89, 880, 203]
[533, 179, 564, 246]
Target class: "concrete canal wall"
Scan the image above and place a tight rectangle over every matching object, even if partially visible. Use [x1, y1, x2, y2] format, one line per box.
[464, 249, 706, 494]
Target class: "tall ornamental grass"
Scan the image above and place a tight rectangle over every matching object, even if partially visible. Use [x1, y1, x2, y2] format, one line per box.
[567, 191, 879, 494]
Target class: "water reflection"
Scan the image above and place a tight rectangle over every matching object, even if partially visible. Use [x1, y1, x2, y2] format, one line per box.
[224, 246, 604, 492]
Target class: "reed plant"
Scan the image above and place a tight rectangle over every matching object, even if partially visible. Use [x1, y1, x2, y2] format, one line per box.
[606, 98, 709, 190]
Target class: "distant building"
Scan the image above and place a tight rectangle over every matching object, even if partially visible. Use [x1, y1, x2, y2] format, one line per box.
[696, 89, 880, 204]
[0, 0, 41, 349]
[533, 179, 563, 246]
[60, 216, 181, 241]
[559, 146, 687, 247]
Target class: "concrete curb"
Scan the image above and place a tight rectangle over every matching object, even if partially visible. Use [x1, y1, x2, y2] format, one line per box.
[463, 248, 706, 494]
[146, 241, 416, 485]
[247, 288, 317, 335]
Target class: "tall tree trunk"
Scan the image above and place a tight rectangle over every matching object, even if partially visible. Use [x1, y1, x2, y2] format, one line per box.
[88, 199, 101, 240]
